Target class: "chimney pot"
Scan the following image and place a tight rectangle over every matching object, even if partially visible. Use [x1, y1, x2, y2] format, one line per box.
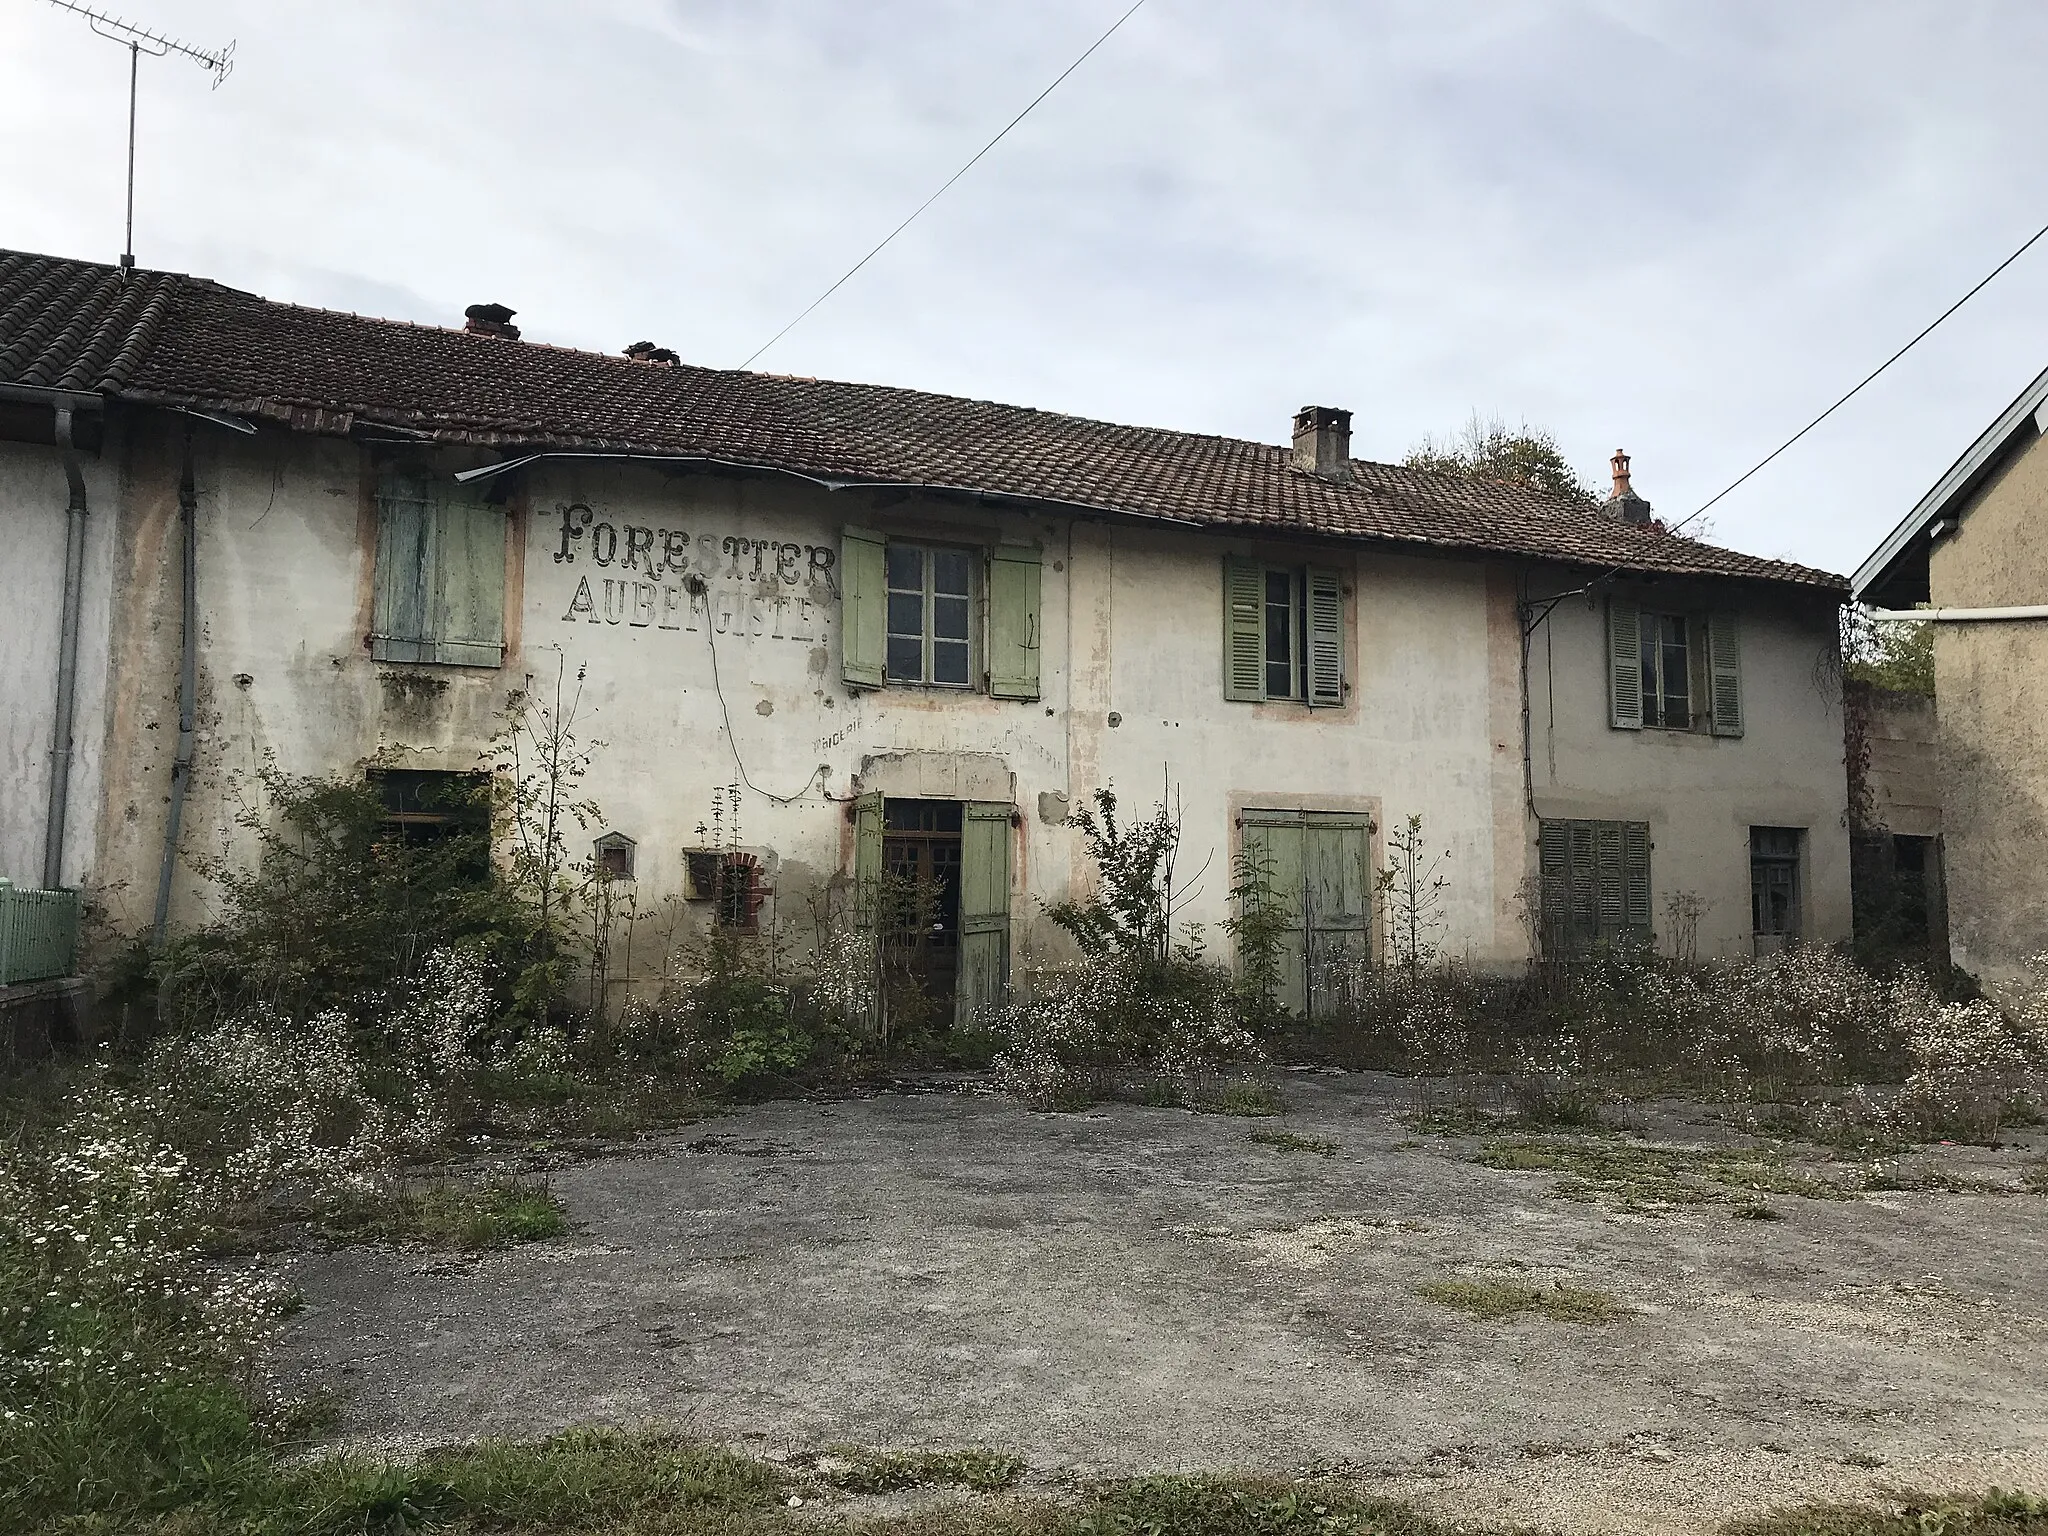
[1602, 448, 1654, 524]
[1291, 405, 1353, 477]
[464, 303, 521, 340]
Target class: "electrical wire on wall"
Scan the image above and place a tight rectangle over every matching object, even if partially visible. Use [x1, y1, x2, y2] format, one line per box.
[694, 575, 841, 805]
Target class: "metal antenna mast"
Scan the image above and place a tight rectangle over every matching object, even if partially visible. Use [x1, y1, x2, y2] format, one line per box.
[42, 0, 234, 270]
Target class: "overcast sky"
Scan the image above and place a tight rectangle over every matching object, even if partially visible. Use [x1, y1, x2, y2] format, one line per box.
[7, 0, 2047, 576]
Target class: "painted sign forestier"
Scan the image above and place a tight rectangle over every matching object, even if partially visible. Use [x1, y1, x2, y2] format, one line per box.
[553, 503, 837, 642]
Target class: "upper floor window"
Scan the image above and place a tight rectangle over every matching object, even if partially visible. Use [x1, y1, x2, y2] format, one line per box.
[1223, 557, 1344, 706]
[372, 467, 507, 667]
[887, 543, 975, 686]
[1607, 597, 1742, 737]
[1639, 611, 1692, 729]
[840, 527, 1041, 700]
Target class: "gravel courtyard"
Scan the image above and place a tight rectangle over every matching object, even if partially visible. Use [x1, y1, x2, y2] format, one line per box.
[273, 1073, 2048, 1534]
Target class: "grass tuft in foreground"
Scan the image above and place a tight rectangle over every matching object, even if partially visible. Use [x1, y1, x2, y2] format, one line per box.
[1723, 1488, 2048, 1536]
[1248, 1129, 1340, 1156]
[1416, 1278, 1624, 1324]
[1473, 1137, 1861, 1209]
[308, 1177, 567, 1250]
[803, 1445, 1027, 1495]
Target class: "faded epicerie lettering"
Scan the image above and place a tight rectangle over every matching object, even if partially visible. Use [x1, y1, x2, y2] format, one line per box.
[553, 503, 837, 642]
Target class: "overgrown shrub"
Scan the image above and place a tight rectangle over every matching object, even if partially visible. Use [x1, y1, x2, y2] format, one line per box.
[991, 787, 1261, 1110]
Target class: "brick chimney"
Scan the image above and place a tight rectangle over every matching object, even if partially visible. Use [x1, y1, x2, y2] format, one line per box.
[464, 303, 521, 340]
[1603, 448, 1654, 524]
[1292, 406, 1352, 477]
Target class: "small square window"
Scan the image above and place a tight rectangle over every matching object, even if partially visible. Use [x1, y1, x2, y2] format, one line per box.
[593, 832, 636, 881]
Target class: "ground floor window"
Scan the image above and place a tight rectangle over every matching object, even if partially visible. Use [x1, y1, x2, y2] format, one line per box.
[1750, 826, 1803, 951]
[1537, 819, 1652, 957]
[1237, 808, 1374, 1020]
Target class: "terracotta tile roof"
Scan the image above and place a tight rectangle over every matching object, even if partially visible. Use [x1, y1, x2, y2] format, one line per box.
[5, 249, 1845, 592]
[0, 251, 184, 394]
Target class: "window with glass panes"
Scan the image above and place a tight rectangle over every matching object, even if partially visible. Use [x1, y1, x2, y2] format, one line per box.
[1638, 611, 1692, 729]
[1264, 569, 1302, 699]
[885, 543, 975, 686]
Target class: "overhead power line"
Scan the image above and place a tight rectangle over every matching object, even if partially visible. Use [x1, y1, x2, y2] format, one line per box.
[1673, 213, 2048, 535]
[737, 0, 1149, 371]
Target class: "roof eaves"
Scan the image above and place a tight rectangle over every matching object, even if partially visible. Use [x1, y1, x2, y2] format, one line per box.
[1853, 359, 2048, 599]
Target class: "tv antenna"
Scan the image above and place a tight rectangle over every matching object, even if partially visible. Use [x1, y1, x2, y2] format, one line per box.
[42, 0, 235, 271]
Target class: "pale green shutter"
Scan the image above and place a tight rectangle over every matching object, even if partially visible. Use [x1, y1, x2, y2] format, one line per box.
[1305, 566, 1344, 708]
[372, 479, 434, 662]
[849, 791, 885, 1037]
[987, 545, 1042, 700]
[1537, 821, 1568, 957]
[1566, 820, 1598, 951]
[841, 527, 886, 690]
[1621, 821, 1652, 933]
[1594, 822, 1627, 936]
[431, 500, 507, 666]
[1241, 810, 1306, 1016]
[1607, 596, 1643, 730]
[956, 802, 1013, 1029]
[1707, 611, 1743, 738]
[1223, 557, 1265, 702]
[1302, 812, 1371, 1017]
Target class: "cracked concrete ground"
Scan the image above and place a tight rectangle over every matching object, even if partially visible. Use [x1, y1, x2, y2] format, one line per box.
[272, 1073, 2048, 1534]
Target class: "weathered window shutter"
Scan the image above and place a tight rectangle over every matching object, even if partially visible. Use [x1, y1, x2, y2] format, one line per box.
[1607, 596, 1642, 729]
[986, 545, 1042, 700]
[1707, 611, 1743, 738]
[1537, 822, 1568, 957]
[1305, 565, 1345, 708]
[1566, 820, 1599, 951]
[956, 802, 1013, 1029]
[431, 500, 507, 666]
[1594, 822, 1627, 934]
[1222, 557, 1265, 701]
[1241, 810, 1307, 1016]
[840, 527, 887, 690]
[1622, 821, 1652, 931]
[372, 480, 435, 663]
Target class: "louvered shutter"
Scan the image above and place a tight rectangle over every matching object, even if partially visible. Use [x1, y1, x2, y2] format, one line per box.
[1607, 596, 1643, 730]
[1622, 821, 1652, 933]
[1223, 557, 1265, 701]
[1305, 566, 1344, 708]
[1707, 611, 1743, 738]
[1567, 820, 1598, 952]
[1538, 821, 1568, 957]
[1594, 821, 1627, 934]
[372, 479, 435, 662]
[840, 527, 887, 690]
[986, 545, 1042, 700]
[431, 499, 507, 666]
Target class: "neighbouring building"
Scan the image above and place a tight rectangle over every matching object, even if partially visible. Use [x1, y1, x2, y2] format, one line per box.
[2, 249, 1855, 1021]
[1843, 679, 1947, 966]
[1856, 362, 2048, 998]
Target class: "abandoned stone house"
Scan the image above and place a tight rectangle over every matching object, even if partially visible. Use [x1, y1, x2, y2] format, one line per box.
[2, 249, 1855, 1018]
[1856, 359, 2048, 999]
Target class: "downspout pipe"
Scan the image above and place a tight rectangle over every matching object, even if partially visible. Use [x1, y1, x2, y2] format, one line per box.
[152, 437, 198, 944]
[1864, 605, 2048, 623]
[43, 407, 91, 891]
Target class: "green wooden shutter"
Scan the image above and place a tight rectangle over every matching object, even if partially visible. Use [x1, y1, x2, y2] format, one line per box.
[1302, 812, 1372, 1017]
[841, 527, 887, 690]
[1594, 821, 1627, 936]
[1621, 821, 1652, 933]
[1607, 596, 1643, 730]
[849, 792, 885, 1036]
[1223, 557, 1265, 702]
[1566, 820, 1598, 952]
[1707, 611, 1743, 738]
[1305, 566, 1344, 708]
[431, 499, 507, 666]
[372, 480, 435, 662]
[1537, 821, 1568, 957]
[957, 802, 1013, 1029]
[1241, 810, 1307, 1016]
[987, 545, 1042, 700]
